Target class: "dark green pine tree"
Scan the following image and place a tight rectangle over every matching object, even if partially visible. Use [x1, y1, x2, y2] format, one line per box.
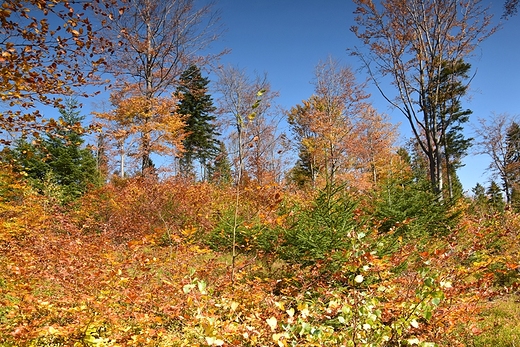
[175, 65, 219, 179]
[471, 183, 488, 215]
[208, 141, 232, 185]
[505, 121, 520, 209]
[435, 60, 473, 200]
[289, 146, 318, 188]
[11, 98, 101, 202]
[373, 145, 460, 237]
[487, 181, 506, 213]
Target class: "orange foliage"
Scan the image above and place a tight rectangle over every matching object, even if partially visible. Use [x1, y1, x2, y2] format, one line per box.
[0, 174, 519, 346]
[0, 0, 111, 143]
[0, 163, 48, 240]
[74, 176, 220, 243]
[94, 91, 186, 176]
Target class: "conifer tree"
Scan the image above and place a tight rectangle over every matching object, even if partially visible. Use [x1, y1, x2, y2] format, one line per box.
[175, 65, 219, 179]
[352, 0, 495, 196]
[487, 181, 505, 212]
[471, 183, 488, 215]
[11, 98, 100, 202]
[289, 149, 317, 188]
[209, 142, 232, 185]
[506, 121, 520, 209]
[476, 115, 520, 206]
[472, 183, 487, 204]
[435, 60, 473, 200]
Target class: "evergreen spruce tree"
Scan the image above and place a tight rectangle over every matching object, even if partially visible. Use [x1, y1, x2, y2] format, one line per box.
[401, 142, 428, 183]
[471, 183, 488, 215]
[11, 98, 100, 202]
[472, 183, 487, 204]
[505, 122, 520, 210]
[289, 148, 318, 188]
[400, 61, 472, 200]
[487, 181, 505, 212]
[374, 146, 460, 237]
[175, 65, 219, 179]
[209, 141, 232, 185]
[436, 60, 473, 200]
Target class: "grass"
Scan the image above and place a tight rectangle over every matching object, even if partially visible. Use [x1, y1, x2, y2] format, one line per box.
[471, 294, 520, 347]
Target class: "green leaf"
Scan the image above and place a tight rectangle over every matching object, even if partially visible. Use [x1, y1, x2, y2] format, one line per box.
[198, 280, 207, 294]
[423, 308, 433, 320]
[424, 277, 435, 287]
[183, 283, 196, 294]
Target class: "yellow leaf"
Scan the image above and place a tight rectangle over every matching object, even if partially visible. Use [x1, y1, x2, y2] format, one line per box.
[162, 279, 174, 286]
[274, 301, 284, 310]
[48, 326, 59, 335]
[286, 307, 295, 317]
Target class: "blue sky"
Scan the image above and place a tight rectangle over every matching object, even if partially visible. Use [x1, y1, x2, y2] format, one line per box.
[205, 0, 520, 192]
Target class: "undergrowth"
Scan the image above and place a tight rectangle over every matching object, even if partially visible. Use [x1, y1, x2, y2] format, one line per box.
[0, 177, 519, 346]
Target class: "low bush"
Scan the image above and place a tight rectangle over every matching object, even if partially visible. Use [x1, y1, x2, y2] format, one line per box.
[279, 184, 359, 267]
[1, 177, 519, 346]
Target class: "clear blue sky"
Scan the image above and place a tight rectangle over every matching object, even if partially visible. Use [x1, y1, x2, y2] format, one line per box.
[205, 0, 520, 192]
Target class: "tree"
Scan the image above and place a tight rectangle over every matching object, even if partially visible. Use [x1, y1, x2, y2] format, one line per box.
[404, 141, 430, 183]
[474, 114, 518, 205]
[289, 150, 315, 188]
[97, 0, 222, 174]
[288, 102, 399, 192]
[0, 0, 112, 145]
[505, 121, 520, 209]
[472, 182, 487, 201]
[9, 98, 100, 201]
[94, 91, 186, 177]
[214, 66, 274, 284]
[94, 132, 110, 182]
[504, 0, 519, 18]
[487, 181, 505, 212]
[471, 182, 488, 214]
[244, 113, 288, 185]
[215, 66, 274, 185]
[287, 58, 369, 187]
[353, 103, 399, 190]
[374, 145, 460, 237]
[352, 0, 495, 197]
[433, 60, 473, 200]
[175, 65, 219, 179]
[208, 141, 232, 185]
[287, 99, 321, 188]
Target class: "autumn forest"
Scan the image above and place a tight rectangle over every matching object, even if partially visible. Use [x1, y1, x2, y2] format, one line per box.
[1, 0, 520, 346]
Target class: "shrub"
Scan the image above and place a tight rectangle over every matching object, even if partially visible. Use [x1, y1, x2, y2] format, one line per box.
[207, 209, 280, 253]
[279, 184, 359, 267]
[373, 179, 461, 238]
